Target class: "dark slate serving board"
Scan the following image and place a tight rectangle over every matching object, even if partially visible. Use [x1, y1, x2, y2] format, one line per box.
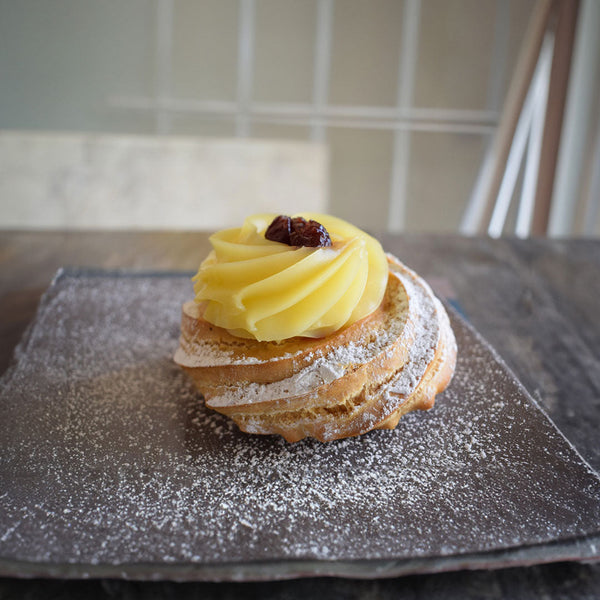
[0, 269, 599, 580]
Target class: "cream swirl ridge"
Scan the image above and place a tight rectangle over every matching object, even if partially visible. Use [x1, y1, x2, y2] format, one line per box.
[193, 213, 388, 341]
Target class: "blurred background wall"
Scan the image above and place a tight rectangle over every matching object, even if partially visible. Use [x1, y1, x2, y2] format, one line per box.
[1, 0, 598, 234]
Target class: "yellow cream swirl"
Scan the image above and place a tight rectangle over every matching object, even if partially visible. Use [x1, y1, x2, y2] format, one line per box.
[193, 213, 388, 341]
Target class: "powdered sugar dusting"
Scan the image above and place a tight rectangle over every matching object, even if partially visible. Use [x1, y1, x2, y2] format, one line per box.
[209, 328, 401, 408]
[225, 261, 446, 438]
[174, 337, 300, 368]
[207, 262, 433, 410]
[1, 270, 600, 572]
[207, 258, 443, 412]
[379, 262, 441, 401]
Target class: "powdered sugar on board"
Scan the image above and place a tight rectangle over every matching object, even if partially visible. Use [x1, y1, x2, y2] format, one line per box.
[1, 269, 600, 569]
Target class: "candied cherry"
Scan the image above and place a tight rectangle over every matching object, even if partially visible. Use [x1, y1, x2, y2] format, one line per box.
[265, 215, 292, 244]
[265, 215, 331, 248]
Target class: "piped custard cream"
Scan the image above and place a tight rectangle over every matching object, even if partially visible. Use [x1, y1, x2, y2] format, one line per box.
[192, 213, 388, 341]
[176, 213, 456, 442]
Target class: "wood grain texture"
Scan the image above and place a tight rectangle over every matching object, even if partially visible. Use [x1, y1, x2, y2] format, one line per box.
[0, 231, 599, 599]
[380, 233, 600, 473]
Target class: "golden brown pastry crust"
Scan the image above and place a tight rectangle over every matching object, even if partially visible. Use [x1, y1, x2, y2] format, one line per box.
[174, 255, 456, 442]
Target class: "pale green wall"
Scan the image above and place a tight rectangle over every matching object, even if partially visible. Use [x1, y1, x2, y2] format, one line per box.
[4, 0, 571, 233]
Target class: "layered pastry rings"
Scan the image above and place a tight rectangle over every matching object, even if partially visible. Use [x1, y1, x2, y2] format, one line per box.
[174, 213, 456, 442]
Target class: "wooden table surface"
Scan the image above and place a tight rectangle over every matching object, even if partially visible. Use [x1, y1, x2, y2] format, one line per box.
[1, 231, 599, 599]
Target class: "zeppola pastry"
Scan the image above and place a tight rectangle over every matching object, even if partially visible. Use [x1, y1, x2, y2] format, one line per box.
[174, 213, 456, 442]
